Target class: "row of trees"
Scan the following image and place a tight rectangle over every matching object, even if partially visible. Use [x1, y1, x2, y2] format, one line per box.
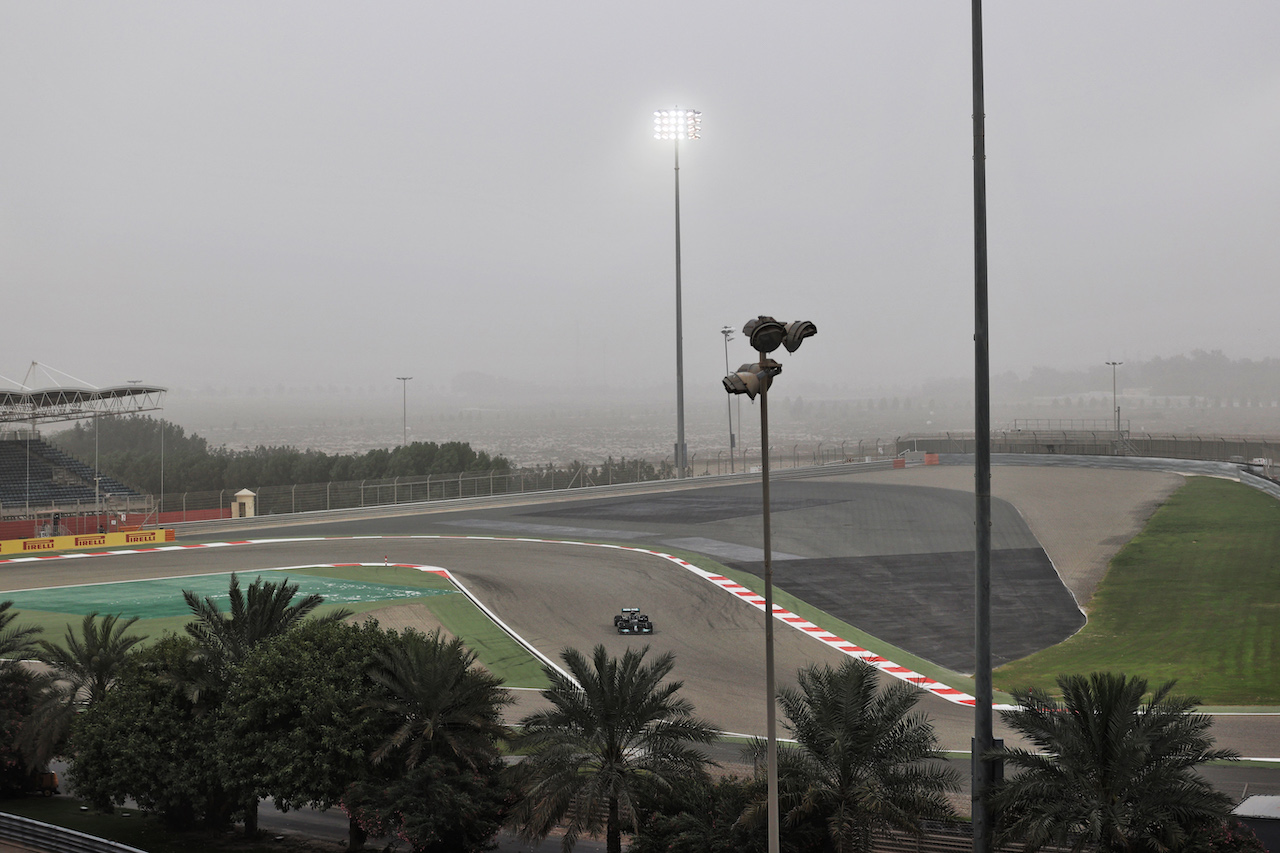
[52, 415, 511, 495]
[0, 581, 1258, 853]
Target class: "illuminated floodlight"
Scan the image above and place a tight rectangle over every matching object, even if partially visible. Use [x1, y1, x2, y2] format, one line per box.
[653, 108, 702, 140]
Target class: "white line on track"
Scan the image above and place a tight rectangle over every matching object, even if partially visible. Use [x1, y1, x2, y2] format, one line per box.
[1, 534, 995, 707]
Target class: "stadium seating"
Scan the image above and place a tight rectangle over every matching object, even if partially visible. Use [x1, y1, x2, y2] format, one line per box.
[0, 438, 143, 509]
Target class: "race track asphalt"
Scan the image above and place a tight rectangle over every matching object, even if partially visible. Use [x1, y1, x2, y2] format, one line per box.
[2, 459, 1276, 772]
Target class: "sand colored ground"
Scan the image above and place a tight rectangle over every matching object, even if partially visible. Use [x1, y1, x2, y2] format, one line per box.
[823, 464, 1186, 609]
[350, 601, 449, 637]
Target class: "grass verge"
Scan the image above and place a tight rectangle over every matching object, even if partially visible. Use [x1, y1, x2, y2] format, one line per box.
[994, 476, 1280, 705]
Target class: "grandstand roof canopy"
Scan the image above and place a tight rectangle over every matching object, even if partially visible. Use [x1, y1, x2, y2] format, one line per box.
[0, 384, 167, 425]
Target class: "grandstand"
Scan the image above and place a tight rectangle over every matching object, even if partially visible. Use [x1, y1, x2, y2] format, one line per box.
[0, 363, 165, 536]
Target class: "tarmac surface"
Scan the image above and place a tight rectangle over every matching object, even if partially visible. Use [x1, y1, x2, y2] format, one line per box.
[2, 456, 1276, 848]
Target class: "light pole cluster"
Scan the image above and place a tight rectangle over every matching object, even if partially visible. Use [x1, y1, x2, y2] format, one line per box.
[654, 108, 701, 478]
[396, 376, 412, 448]
[722, 315, 817, 853]
[1106, 361, 1123, 434]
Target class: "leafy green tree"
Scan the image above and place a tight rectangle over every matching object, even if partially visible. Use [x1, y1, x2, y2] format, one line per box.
[342, 628, 515, 852]
[69, 635, 227, 827]
[0, 601, 42, 793]
[182, 573, 352, 835]
[0, 601, 42, 670]
[343, 755, 516, 853]
[57, 414, 512, 494]
[0, 667, 36, 797]
[224, 619, 396, 850]
[21, 613, 146, 768]
[511, 644, 718, 853]
[742, 659, 959, 853]
[989, 672, 1237, 853]
[630, 774, 772, 853]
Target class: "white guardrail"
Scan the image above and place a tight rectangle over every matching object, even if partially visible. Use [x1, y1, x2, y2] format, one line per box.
[169, 458, 904, 537]
[0, 812, 147, 853]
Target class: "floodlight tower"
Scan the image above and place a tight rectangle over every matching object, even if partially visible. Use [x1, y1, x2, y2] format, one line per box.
[654, 108, 701, 478]
[397, 377, 413, 448]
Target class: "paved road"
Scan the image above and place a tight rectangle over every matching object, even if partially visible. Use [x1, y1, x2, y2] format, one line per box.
[4, 458, 1276, 848]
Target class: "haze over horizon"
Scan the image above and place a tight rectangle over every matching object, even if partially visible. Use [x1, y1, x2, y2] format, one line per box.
[4, 3, 1278, 415]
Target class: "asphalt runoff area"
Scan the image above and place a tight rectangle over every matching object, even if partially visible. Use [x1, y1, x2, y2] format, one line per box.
[2, 459, 1276, 767]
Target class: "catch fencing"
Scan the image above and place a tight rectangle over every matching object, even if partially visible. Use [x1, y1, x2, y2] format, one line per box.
[895, 430, 1280, 465]
[148, 444, 896, 524]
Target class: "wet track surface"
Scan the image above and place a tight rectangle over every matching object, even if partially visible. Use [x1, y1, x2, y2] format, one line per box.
[3, 460, 1276, 810]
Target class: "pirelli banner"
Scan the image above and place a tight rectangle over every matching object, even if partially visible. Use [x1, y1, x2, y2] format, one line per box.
[0, 529, 175, 556]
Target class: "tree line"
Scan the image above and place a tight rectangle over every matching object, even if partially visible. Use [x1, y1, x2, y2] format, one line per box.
[0, 585, 1261, 853]
[52, 415, 511, 495]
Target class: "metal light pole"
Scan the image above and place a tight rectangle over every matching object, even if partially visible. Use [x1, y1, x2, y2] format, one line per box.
[94, 413, 101, 531]
[758, 376, 779, 853]
[970, 1, 997, 851]
[721, 325, 736, 473]
[655, 108, 701, 478]
[396, 376, 412, 448]
[723, 316, 817, 853]
[1106, 361, 1123, 434]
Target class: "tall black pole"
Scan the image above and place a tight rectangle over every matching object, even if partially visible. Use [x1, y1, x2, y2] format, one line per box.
[971, 0, 995, 852]
[673, 137, 687, 478]
[723, 328, 736, 474]
[759, 368, 779, 853]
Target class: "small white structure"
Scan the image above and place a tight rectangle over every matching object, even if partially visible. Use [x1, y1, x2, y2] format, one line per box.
[233, 489, 257, 519]
[1234, 796, 1280, 852]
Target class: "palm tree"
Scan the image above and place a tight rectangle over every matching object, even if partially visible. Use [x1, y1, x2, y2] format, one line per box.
[182, 572, 352, 701]
[511, 644, 718, 853]
[365, 627, 512, 770]
[21, 612, 145, 768]
[182, 572, 351, 834]
[989, 671, 1236, 853]
[344, 628, 515, 852]
[743, 658, 958, 853]
[0, 600, 42, 669]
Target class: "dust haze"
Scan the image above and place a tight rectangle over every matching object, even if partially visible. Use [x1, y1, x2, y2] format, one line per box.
[4, 3, 1278, 462]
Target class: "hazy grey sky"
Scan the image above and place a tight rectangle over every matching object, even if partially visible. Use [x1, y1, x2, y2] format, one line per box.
[3, 2, 1277, 405]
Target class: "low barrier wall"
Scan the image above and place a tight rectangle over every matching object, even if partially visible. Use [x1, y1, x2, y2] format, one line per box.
[0, 813, 145, 853]
[0, 529, 174, 556]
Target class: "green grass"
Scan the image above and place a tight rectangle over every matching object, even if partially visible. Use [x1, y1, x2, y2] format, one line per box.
[995, 476, 1280, 705]
[4, 562, 551, 692]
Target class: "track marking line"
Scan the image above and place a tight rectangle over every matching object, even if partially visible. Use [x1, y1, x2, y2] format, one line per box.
[0, 534, 996, 706]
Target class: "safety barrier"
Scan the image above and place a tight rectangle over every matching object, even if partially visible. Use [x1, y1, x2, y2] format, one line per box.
[0, 812, 146, 853]
[0, 529, 173, 556]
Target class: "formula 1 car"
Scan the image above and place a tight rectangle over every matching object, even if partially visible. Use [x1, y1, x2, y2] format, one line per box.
[613, 607, 653, 635]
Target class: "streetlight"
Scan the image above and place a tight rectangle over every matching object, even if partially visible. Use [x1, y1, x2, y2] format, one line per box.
[723, 314, 817, 853]
[1106, 361, 1123, 435]
[721, 325, 736, 473]
[396, 377, 412, 448]
[655, 107, 701, 478]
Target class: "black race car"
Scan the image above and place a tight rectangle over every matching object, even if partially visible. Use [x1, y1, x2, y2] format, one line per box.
[613, 607, 653, 635]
